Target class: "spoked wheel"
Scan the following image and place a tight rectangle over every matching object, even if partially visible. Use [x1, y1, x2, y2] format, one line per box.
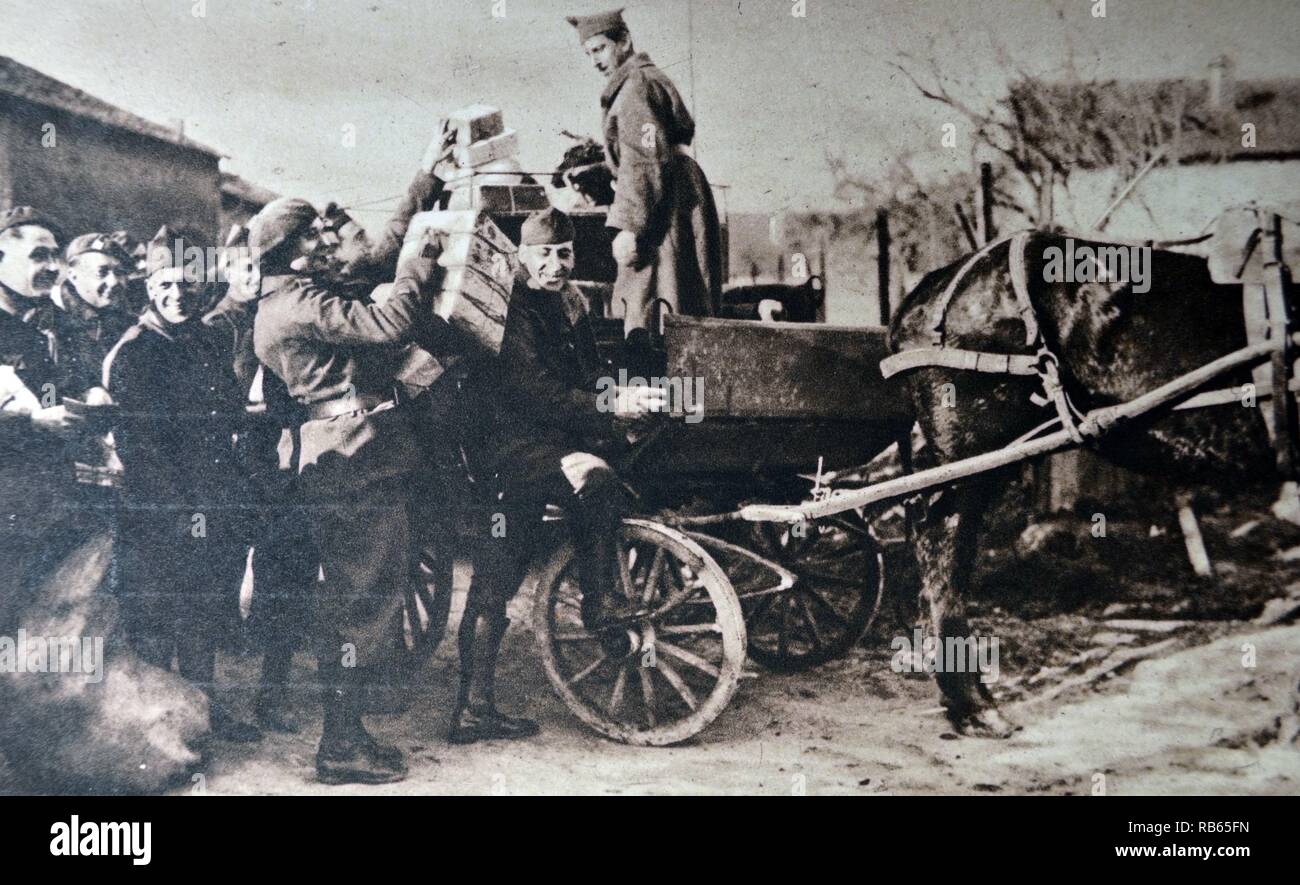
[743, 516, 883, 672]
[533, 518, 747, 746]
[400, 540, 455, 664]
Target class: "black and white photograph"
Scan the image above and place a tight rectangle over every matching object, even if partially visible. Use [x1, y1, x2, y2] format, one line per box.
[0, 0, 1297, 835]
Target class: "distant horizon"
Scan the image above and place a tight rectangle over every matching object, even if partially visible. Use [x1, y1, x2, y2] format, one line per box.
[3, 0, 1298, 228]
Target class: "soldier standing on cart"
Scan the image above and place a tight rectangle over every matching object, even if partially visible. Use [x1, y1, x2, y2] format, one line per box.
[567, 7, 724, 372]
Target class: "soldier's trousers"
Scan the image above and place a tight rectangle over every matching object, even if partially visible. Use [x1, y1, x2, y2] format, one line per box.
[468, 460, 628, 622]
[248, 503, 318, 657]
[116, 504, 245, 690]
[301, 471, 416, 672]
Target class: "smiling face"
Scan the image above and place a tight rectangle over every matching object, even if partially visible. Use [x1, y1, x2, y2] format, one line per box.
[582, 31, 634, 78]
[520, 242, 576, 291]
[67, 251, 127, 310]
[0, 225, 61, 299]
[146, 268, 205, 324]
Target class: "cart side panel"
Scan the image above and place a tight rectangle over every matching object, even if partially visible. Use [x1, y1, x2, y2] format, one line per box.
[663, 315, 914, 423]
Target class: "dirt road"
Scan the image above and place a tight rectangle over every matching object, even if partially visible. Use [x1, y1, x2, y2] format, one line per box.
[196, 578, 1300, 796]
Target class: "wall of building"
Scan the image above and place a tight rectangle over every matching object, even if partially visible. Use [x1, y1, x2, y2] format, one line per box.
[0, 95, 220, 242]
[1052, 159, 1300, 240]
[220, 194, 263, 235]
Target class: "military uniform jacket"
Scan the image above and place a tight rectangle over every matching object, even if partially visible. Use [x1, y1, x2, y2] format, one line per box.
[102, 312, 245, 508]
[43, 296, 133, 400]
[0, 286, 68, 538]
[252, 246, 451, 484]
[202, 294, 261, 394]
[488, 275, 623, 482]
[0, 284, 57, 410]
[600, 52, 723, 322]
[203, 294, 303, 482]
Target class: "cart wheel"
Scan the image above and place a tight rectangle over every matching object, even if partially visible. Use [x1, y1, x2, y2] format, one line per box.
[744, 518, 883, 672]
[533, 518, 747, 746]
[400, 543, 455, 663]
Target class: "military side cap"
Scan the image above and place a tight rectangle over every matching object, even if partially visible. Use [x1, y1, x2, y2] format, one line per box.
[0, 206, 63, 243]
[144, 225, 212, 278]
[248, 197, 318, 257]
[566, 7, 626, 42]
[520, 207, 576, 246]
[65, 232, 132, 264]
[145, 225, 180, 277]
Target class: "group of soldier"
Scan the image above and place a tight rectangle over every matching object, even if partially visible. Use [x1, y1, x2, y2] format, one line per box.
[0, 8, 721, 786]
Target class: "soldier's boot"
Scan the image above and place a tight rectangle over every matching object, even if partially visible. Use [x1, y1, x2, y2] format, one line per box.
[449, 612, 540, 745]
[254, 645, 299, 734]
[316, 663, 407, 785]
[178, 633, 263, 744]
[573, 472, 634, 658]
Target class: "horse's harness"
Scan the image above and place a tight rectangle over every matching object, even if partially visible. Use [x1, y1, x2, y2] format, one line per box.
[880, 229, 1092, 444]
[879, 208, 1300, 477]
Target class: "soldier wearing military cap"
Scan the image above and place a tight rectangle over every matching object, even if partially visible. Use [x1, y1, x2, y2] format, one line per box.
[0, 208, 88, 622]
[47, 233, 134, 401]
[0, 207, 66, 410]
[455, 208, 664, 745]
[102, 225, 262, 744]
[566, 8, 723, 368]
[203, 221, 317, 732]
[251, 187, 462, 785]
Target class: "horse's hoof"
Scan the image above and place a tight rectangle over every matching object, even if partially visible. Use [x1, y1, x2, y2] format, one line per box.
[953, 707, 1019, 739]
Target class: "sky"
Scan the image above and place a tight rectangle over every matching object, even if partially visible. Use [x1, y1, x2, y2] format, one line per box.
[2, 0, 1298, 226]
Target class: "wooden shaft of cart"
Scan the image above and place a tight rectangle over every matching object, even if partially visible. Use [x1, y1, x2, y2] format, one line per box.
[740, 337, 1294, 525]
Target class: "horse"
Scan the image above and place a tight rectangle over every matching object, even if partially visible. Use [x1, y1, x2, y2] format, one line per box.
[887, 229, 1282, 737]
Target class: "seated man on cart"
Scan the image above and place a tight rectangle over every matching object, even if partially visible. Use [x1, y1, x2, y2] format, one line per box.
[452, 207, 665, 745]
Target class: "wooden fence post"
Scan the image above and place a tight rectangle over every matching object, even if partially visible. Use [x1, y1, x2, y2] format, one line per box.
[876, 209, 891, 326]
[979, 162, 995, 244]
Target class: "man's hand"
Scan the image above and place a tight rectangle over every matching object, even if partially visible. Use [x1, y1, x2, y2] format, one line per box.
[420, 120, 459, 174]
[612, 230, 639, 268]
[614, 384, 668, 420]
[31, 404, 85, 438]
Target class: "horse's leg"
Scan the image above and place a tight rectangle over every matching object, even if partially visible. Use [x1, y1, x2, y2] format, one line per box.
[911, 475, 1017, 738]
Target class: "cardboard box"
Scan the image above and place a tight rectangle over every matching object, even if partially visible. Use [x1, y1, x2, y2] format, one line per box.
[436, 264, 512, 353]
[406, 210, 517, 354]
[434, 212, 518, 265]
[447, 104, 504, 146]
[452, 130, 518, 169]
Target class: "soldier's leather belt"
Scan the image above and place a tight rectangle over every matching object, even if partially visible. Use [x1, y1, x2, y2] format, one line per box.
[304, 393, 394, 421]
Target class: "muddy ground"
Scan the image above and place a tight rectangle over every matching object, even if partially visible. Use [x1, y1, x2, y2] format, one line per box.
[2, 481, 1295, 795]
[186, 484, 1300, 796]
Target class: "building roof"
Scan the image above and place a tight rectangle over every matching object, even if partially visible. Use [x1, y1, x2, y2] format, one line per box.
[220, 172, 278, 207]
[1009, 75, 1300, 168]
[0, 55, 221, 157]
